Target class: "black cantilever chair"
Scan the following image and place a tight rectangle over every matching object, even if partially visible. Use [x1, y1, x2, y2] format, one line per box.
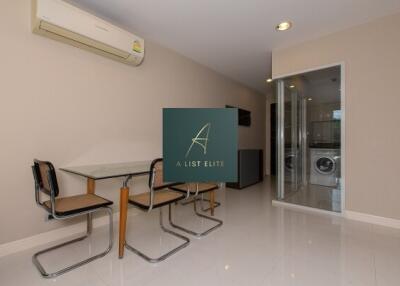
[125, 158, 190, 263]
[169, 182, 223, 237]
[31, 159, 113, 278]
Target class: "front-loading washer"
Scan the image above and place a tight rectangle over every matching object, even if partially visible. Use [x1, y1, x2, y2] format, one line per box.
[284, 149, 296, 182]
[309, 148, 340, 187]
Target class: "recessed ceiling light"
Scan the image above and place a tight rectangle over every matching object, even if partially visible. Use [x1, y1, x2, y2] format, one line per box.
[276, 21, 293, 31]
[266, 78, 273, 83]
[289, 85, 295, 88]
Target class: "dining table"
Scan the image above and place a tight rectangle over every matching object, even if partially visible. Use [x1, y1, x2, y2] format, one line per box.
[60, 161, 151, 258]
[60, 160, 216, 258]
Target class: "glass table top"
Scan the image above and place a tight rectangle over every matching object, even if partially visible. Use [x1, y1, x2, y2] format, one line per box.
[60, 160, 152, 180]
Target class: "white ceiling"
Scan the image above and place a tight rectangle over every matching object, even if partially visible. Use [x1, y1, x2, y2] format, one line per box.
[70, 0, 400, 92]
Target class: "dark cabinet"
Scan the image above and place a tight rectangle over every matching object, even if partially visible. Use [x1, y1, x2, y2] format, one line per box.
[226, 149, 263, 189]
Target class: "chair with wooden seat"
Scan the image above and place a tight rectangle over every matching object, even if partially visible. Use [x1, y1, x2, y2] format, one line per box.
[169, 182, 223, 237]
[124, 158, 190, 263]
[31, 159, 113, 278]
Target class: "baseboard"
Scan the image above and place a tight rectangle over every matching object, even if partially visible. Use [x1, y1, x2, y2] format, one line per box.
[344, 210, 400, 229]
[0, 209, 140, 258]
[272, 200, 400, 229]
[272, 200, 342, 217]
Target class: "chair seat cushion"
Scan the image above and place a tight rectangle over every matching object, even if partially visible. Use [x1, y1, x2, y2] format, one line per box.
[129, 190, 185, 210]
[170, 183, 218, 194]
[44, 194, 113, 216]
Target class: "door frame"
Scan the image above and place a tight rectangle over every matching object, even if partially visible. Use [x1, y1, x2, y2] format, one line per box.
[276, 80, 285, 199]
[272, 62, 346, 213]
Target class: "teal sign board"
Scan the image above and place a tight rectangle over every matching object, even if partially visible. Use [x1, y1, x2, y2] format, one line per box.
[163, 108, 237, 182]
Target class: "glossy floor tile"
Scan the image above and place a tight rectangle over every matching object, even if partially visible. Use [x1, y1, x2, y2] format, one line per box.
[1, 178, 399, 286]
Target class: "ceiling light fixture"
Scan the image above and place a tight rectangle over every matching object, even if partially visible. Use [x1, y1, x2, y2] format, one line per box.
[308, 98, 312, 101]
[289, 85, 295, 88]
[266, 78, 273, 83]
[276, 21, 293, 31]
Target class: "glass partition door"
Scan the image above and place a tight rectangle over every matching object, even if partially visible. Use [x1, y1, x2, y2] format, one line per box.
[277, 80, 306, 200]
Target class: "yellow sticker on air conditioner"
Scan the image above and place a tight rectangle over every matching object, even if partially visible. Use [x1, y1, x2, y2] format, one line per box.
[132, 40, 143, 53]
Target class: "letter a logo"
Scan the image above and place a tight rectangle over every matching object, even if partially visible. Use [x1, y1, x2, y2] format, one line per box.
[185, 123, 211, 157]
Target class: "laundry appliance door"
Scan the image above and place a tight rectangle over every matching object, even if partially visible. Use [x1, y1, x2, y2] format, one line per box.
[315, 156, 336, 175]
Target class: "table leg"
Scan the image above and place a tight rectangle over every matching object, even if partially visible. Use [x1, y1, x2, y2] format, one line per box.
[209, 190, 215, 216]
[119, 186, 129, 258]
[87, 178, 95, 234]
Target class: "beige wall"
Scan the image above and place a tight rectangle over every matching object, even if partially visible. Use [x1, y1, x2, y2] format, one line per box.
[0, 1, 266, 244]
[272, 12, 400, 219]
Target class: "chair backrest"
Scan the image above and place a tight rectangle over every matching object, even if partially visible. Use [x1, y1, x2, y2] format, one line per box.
[32, 159, 59, 197]
[148, 158, 178, 190]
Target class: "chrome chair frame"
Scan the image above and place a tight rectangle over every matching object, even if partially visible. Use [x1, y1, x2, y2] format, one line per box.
[180, 193, 221, 212]
[125, 206, 189, 263]
[169, 183, 223, 238]
[124, 158, 190, 263]
[31, 162, 113, 278]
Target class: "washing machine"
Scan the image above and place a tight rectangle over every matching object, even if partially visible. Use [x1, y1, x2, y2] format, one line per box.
[285, 149, 296, 182]
[309, 148, 340, 187]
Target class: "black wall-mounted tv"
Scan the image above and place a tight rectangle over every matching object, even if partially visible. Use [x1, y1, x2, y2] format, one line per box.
[226, 105, 251, 126]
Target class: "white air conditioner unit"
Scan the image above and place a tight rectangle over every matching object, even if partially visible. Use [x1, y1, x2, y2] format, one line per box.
[32, 0, 144, 66]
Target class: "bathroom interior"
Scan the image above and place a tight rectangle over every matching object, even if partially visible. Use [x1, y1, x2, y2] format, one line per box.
[273, 65, 342, 212]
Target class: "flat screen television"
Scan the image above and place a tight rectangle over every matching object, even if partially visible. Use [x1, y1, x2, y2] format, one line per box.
[226, 105, 251, 126]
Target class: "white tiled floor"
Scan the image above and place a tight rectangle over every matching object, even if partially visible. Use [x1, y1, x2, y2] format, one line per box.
[1, 179, 399, 286]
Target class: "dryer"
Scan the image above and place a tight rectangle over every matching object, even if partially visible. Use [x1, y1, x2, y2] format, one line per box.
[309, 148, 340, 187]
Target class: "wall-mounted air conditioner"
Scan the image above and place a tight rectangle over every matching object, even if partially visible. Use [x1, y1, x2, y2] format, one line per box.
[32, 0, 145, 66]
